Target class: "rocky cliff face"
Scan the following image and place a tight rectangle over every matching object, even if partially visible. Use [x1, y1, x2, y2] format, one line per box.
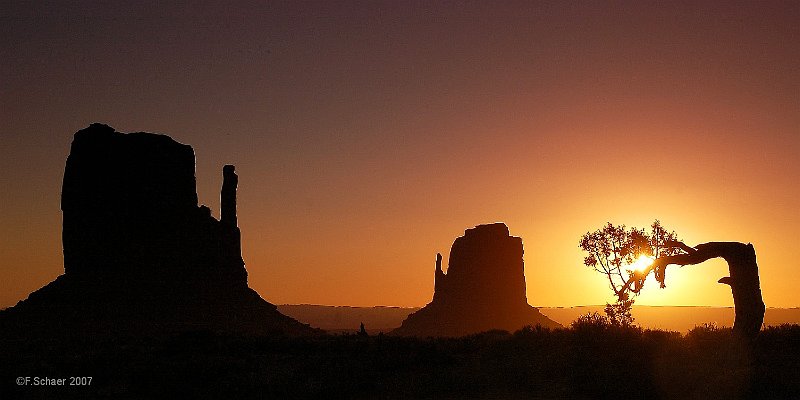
[394, 223, 560, 336]
[61, 124, 246, 286]
[2, 124, 316, 336]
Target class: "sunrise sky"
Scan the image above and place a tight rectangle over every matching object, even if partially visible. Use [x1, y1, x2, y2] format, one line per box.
[2, 1, 798, 309]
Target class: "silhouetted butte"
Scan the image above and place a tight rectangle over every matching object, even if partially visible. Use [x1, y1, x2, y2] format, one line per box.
[393, 223, 560, 336]
[0, 123, 316, 336]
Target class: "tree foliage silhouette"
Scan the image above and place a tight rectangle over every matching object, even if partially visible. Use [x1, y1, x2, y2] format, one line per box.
[579, 220, 679, 326]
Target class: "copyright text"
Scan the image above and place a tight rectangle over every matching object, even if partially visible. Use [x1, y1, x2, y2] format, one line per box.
[16, 376, 92, 386]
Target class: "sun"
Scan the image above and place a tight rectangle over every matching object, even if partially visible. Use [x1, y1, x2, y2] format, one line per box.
[630, 254, 654, 273]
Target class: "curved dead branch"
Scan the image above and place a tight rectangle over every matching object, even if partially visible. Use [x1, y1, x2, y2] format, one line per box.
[620, 241, 764, 339]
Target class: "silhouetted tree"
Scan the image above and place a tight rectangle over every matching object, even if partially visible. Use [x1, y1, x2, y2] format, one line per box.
[580, 220, 765, 340]
[579, 221, 679, 326]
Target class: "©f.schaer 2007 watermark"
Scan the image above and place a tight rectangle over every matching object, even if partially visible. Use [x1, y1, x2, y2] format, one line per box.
[16, 376, 92, 386]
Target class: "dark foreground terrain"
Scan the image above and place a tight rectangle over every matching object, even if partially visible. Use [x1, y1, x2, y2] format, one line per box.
[2, 322, 799, 399]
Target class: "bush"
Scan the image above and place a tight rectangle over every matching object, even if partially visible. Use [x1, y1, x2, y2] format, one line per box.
[571, 311, 610, 330]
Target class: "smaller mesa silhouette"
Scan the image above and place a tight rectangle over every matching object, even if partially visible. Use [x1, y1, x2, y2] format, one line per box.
[393, 223, 561, 337]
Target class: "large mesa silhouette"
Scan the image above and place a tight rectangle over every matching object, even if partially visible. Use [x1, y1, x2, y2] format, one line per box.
[0, 123, 317, 336]
[393, 223, 560, 336]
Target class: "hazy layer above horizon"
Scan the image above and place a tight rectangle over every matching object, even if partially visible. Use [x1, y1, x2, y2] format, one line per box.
[277, 304, 800, 334]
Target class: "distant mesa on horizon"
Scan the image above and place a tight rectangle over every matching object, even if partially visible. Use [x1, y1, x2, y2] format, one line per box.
[392, 223, 561, 337]
[277, 304, 800, 334]
[0, 123, 317, 337]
